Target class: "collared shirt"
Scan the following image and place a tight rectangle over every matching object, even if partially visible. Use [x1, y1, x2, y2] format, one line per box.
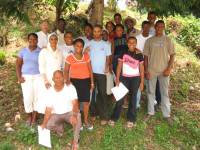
[38, 46, 63, 82]
[128, 28, 141, 37]
[36, 31, 49, 49]
[56, 30, 65, 46]
[46, 84, 78, 114]
[143, 35, 175, 77]
[18, 47, 41, 75]
[58, 44, 74, 68]
[88, 39, 111, 74]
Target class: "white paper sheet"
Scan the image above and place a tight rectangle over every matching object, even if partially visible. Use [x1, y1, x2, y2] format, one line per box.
[38, 126, 51, 148]
[111, 82, 129, 101]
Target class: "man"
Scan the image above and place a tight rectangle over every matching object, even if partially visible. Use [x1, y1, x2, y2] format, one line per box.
[55, 18, 66, 46]
[36, 20, 49, 49]
[124, 16, 140, 37]
[79, 23, 93, 49]
[143, 20, 175, 124]
[89, 25, 112, 126]
[136, 21, 151, 109]
[40, 70, 81, 150]
[114, 13, 122, 25]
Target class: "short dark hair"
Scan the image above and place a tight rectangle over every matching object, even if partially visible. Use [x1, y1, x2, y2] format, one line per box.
[105, 21, 115, 29]
[64, 31, 73, 37]
[73, 38, 85, 47]
[155, 20, 165, 26]
[58, 18, 65, 23]
[93, 24, 103, 30]
[114, 13, 122, 18]
[127, 36, 137, 42]
[85, 23, 93, 29]
[148, 11, 156, 16]
[142, 21, 150, 28]
[115, 24, 124, 30]
[28, 33, 38, 40]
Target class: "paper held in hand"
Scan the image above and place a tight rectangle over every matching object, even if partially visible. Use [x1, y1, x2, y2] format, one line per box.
[111, 82, 129, 101]
[38, 126, 51, 148]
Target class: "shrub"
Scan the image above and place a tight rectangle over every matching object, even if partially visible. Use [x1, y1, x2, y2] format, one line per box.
[0, 50, 6, 65]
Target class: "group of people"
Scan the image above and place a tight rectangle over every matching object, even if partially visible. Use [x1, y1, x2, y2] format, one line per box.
[16, 11, 175, 149]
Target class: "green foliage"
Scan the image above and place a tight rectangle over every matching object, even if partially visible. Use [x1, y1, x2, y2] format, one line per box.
[136, 0, 200, 17]
[107, 0, 117, 11]
[0, 50, 6, 66]
[0, 142, 15, 150]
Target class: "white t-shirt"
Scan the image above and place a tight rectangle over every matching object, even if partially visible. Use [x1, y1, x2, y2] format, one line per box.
[58, 44, 74, 68]
[136, 34, 152, 52]
[56, 30, 65, 46]
[88, 40, 111, 74]
[79, 36, 92, 49]
[46, 84, 78, 114]
[36, 31, 49, 49]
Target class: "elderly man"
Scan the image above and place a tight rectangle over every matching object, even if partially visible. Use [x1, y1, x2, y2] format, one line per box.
[40, 70, 81, 150]
[143, 20, 175, 125]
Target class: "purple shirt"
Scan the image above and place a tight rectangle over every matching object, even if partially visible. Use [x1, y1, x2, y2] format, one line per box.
[18, 47, 41, 75]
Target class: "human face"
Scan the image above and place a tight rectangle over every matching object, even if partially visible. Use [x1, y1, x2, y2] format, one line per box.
[126, 19, 133, 29]
[102, 30, 108, 41]
[93, 27, 102, 39]
[106, 22, 114, 33]
[40, 21, 49, 33]
[28, 35, 38, 48]
[114, 16, 122, 25]
[57, 20, 66, 33]
[127, 38, 137, 51]
[115, 27, 124, 37]
[147, 14, 157, 24]
[49, 35, 58, 48]
[84, 26, 93, 38]
[64, 33, 73, 45]
[142, 24, 150, 35]
[155, 23, 165, 36]
[74, 42, 84, 54]
[53, 71, 64, 86]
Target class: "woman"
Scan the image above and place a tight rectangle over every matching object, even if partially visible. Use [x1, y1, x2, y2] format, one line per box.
[64, 38, 94, 130]
[105, 21, 115, 43]
[37, 33, 63, 114]
[16, 33, 41, 126]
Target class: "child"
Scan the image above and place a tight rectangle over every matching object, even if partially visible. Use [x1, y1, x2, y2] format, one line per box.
[89, 25, 112, 126]
[109, 37, 144, 128]
[59, 31, 74, 69]
[64, 38, 94, 130]
[112, 24, 128, 75]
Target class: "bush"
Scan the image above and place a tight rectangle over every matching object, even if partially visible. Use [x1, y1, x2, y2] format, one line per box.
[0, 50, 6, 65]
[166, 15, 200, 53]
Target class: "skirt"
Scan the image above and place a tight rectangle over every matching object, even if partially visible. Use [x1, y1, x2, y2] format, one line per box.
[71, 78, 91, 102]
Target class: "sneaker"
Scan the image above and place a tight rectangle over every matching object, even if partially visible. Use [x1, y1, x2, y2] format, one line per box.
[84, 123, 93, 131]
[100, 120, 108, 125]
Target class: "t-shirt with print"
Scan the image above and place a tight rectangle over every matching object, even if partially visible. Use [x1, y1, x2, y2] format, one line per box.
[18, 47, 41, 75]
[119, 50, 144, 77]
[88, 40, 111, 74]
[143, 35, 175, 77]
[66, 52, 90, 79]
[46, 84, 77, 114]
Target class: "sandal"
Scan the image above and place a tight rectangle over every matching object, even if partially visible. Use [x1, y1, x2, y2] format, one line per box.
[108, 120, 115, 127]
[126, 121, 135, 129]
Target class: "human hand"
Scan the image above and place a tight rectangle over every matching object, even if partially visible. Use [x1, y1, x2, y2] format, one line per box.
[18, 77, 25, 83]
[145, 72, 151, 80]
[163, 67, 171, 76]
[45, 81, 51, 89]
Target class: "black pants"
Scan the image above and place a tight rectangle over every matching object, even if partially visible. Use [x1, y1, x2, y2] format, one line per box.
[90, 73, 109, 120]
[111, 76, 140, 122]
[156, 78, 161, 105]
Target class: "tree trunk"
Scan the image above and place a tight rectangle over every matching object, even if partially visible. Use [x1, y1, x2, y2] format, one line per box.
[55, 0, 64, 23]
[87, 0, 104, 26]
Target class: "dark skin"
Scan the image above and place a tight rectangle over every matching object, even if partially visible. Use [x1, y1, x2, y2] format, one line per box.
[144, 23, 175, 80]
[64, 42, 94, 126]
[16, 35, 38, 125]
[57, 20, 66, 33]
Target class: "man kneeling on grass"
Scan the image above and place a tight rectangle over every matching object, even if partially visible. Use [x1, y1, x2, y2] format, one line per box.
[40, 70, 81, 150]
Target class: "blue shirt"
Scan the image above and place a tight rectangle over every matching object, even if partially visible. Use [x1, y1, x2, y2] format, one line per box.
[18, 47, 41, 75]
[89, 40, 111, 74]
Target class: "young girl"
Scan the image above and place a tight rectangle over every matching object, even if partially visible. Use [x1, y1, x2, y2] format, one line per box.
[109, 37, 144, 128]
[64, 38, 94, 130]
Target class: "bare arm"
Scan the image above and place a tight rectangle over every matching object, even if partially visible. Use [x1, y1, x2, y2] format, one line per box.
[16, 57, 25, 83]
[87, 61, 94, 89]
[139, 62, 144, 91]
[41, 107, 52, 129]
[105, 56, 110, 73]
[163, 54, 175, 76]
[64, 63, 71, 84]
[116, 60, 123, 86]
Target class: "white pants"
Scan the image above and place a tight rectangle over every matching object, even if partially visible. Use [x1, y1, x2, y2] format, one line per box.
[21, 74, 40, 113]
